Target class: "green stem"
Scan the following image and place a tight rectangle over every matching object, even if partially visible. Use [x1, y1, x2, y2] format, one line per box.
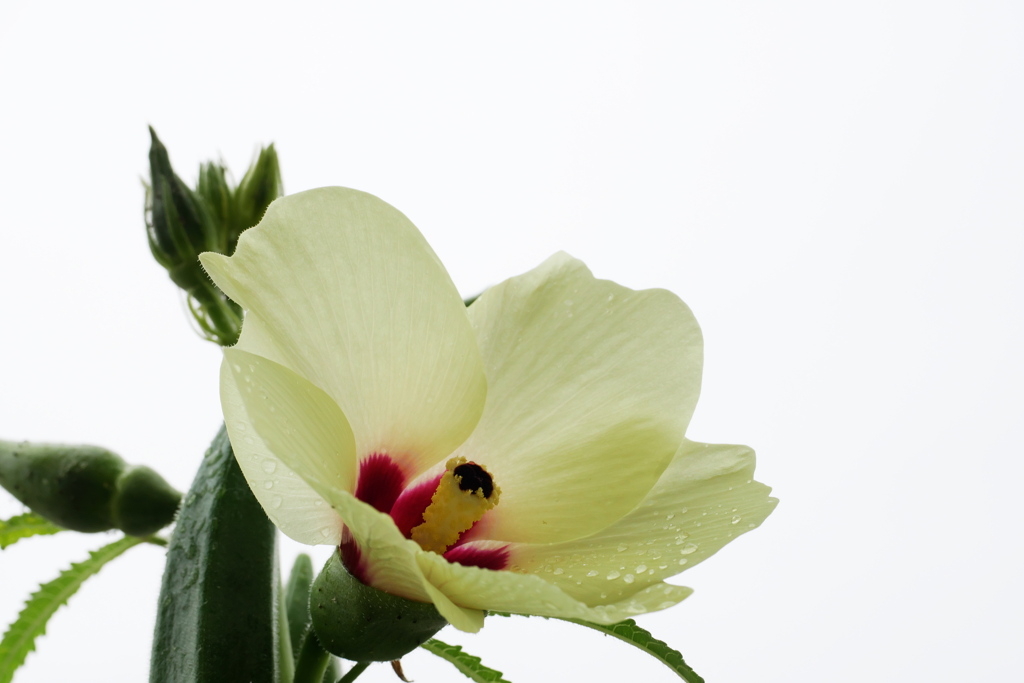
[337, 662, 370, 683]
[292, 632, 330, 683]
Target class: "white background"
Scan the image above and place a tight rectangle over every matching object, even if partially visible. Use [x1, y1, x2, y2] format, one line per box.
[1, 2, 1022, 681]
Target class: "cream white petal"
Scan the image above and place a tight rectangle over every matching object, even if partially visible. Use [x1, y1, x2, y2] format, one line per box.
[222, 347, 358, 513]
[454, 253, 702, 544]
[220, 358, 343, 545]
[215, 308, 346, 544]
[508, 440, 777, 605]
[417, 550, 693, 625]
[201, 188, 487, 475]
[222, 347, 487, 629]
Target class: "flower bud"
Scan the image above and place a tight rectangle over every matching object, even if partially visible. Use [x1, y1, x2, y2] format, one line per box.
[0, 440, 181, 536]
[310, 550, 447, 662]
[144, 127, 283, 347]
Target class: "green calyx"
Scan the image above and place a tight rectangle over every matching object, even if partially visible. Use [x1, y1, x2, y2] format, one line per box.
[0, 441, 181, 536]
[310, 551, 448, 663]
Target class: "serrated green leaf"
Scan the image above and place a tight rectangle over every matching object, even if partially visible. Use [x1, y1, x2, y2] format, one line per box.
[566, 618, 704, 683]
[487, 612, 702, 682]
[0, 513, 63, 550]
[0, 535, 144, 683]
[420, 638, 511, 683]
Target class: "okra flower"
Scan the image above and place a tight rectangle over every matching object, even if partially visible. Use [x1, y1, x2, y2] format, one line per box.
[201, 188, 775, 633]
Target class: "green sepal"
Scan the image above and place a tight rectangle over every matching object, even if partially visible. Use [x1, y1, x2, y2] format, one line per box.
[0, 535, 146, 683]
[0, 513, 63, 549]
[420, 639, 510, 683]
[149, 426, 280, 683]
[0, 441, 180, 536]
[310, 551, 447, 663]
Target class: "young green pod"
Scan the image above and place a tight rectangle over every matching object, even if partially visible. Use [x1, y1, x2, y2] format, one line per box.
[310, 550, 447, 663]
[0, 440, 181, 536]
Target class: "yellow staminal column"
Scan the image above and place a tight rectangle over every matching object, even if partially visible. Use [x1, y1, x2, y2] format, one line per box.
[411, 457, 500, 554]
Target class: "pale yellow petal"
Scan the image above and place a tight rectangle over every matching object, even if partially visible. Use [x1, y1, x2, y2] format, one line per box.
[221, 350, 486, 627]
[222, 347, 358, 508]
[508, 440, 777, 605]
[202, 187, 487, 475]
[454, 253, 702, 543]
[417, 551, 693, 625]
[220, 357, 343, 545]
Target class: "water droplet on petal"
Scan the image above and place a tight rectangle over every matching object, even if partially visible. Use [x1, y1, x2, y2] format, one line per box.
[678, 558, 688, 566]
[606, 570, 621, 580]
[263, 481, 273, 490]
[270, 496, 282, 509]
[616, 544, 628, 552]
[624, 574, 635, 584]
[680, 543, 698, 554]
[731, 516, 742, 524]
[553, 567, 564, 575]
[262, 461, 277, 474]
[586, 570, 599, 577]
[635, 564, 647, 573]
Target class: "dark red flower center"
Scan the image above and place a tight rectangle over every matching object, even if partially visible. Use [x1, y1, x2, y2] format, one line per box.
[340, 452, 508, 583]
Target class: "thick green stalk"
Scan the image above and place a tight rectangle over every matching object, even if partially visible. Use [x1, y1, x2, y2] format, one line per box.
[149, 426, 279, 682]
